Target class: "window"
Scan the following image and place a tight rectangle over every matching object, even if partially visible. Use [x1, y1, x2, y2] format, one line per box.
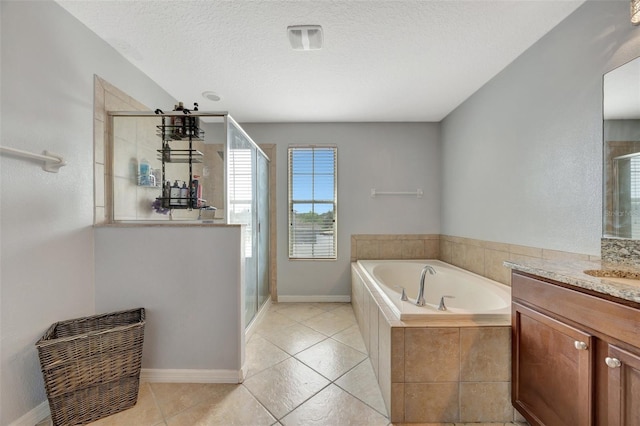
[288, 145, 337, 259]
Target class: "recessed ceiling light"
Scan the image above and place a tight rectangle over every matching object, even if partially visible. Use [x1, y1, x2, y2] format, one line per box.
[287, 25, 323, 51]
[202, 91, 222, 102]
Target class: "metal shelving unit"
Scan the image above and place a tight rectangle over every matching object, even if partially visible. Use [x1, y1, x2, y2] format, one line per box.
[155, 116, 206, 209]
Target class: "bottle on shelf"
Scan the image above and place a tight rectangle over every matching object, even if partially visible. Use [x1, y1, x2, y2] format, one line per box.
[162, 143, 171, 162]
[170, 180, 180, 207]
[138, 158, 151, 186]
[151, 169, 160, 187]
[180, 181, 189, 207]
[164, 113, 174, 140]
[188, 102, 199, 137]
[162, 181, 171, 208]
[173, 102, 185, 138]
[191, 178, 203, 208]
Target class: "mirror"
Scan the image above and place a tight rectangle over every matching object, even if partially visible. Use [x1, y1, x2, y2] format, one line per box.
[603, 57, 640, 239]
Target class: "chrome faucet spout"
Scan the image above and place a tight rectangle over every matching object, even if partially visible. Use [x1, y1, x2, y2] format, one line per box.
[416, 265, 436, 306]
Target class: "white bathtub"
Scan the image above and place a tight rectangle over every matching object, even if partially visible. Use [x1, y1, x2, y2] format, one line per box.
[355, 259, 511, 323]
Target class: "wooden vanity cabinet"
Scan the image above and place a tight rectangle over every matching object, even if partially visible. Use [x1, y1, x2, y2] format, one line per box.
[511, 272, 640, 426]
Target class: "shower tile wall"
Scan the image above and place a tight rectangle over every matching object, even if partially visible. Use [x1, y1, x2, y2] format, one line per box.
[94, 77, 203, 223]
[95, 76, 151, 224]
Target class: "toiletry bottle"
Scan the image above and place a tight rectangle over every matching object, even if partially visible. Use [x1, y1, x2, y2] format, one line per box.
[180, 181, 189, 206]
[162, 181, 171, 208]
[189, 102, 200, 137]
[191, 179, 199, 208]
[170, 180, 180, 207]
[164, 113, 174, 140]
[162, 142, 171, 162]
[173, 102, 184, 138]
[149, 169, 158, 187]
[139, 158, 150, 186]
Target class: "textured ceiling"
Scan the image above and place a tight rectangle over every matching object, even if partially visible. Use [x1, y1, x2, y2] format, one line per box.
[57, 0, 585, 123]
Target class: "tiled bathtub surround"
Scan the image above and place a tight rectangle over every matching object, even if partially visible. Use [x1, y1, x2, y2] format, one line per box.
[351, 234, 600, 286]
[349, 233, 597, 424]
[351, 265, 516, 424]
[351, 234, 440, 262]
[440, 235, 600, 287]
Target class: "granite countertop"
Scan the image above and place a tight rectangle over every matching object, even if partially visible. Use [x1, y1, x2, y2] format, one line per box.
[504, 258, 640, 304]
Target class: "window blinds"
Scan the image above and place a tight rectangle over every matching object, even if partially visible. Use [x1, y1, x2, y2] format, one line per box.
[288, 146, 337, 259]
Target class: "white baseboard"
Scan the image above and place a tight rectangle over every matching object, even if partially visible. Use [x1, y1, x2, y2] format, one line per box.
[9, 400, 50, 426]
[277, 295, 351, 303]
[140, 368, 242, 383]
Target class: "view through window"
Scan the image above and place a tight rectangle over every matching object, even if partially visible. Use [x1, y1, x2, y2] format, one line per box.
[288, 146, 337, 259]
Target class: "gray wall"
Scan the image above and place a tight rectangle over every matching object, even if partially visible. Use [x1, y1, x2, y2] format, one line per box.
[441, 1, 640, 255]
[242, 123, 441, 298]
[94, 226, 243, 371]
[0, 1, 176, 423]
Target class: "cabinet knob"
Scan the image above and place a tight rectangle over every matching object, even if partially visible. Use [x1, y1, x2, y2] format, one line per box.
[574, 341, 589, 351]
[605, 357, 622, 368]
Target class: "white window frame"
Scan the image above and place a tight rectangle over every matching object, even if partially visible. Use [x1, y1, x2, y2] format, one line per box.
[288, 145, 337, 260]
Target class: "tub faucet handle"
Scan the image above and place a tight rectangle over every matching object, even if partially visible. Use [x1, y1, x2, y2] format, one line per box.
[438, 295, 455, 311]
[400, 287, 408, 301]
[394, 286, 409, 301]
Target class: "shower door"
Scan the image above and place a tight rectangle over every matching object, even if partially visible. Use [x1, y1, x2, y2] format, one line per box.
[227, 118, 270, 327]
[257, 153, 270, 308]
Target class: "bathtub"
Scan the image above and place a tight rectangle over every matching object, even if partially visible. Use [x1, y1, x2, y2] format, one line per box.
[355, 259, 511, 323]
[351, 258, 513, 422]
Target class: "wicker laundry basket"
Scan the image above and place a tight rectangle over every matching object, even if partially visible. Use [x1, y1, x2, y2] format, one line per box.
[36, 308, 145, 426]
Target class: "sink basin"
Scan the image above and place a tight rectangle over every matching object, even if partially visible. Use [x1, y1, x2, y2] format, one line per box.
[584, 269, 640, 285]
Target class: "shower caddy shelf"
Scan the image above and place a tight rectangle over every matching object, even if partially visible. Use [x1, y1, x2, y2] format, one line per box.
[154, 117, 206, 209]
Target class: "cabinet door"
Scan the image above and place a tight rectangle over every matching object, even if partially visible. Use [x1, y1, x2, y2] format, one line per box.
[513, 302, 594, 426]
[606, 344, 640, 425]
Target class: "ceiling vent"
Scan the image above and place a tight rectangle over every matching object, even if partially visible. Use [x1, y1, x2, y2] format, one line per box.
[287, 25, 323, 51]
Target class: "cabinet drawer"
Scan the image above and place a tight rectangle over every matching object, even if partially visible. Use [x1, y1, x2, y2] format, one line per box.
[512, 272, 640, 348]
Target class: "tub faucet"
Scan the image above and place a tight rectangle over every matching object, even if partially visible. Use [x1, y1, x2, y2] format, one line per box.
[416, 265, 436, 306]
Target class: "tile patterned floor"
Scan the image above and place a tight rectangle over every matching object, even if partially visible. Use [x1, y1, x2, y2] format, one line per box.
[36, 302, 526, 426]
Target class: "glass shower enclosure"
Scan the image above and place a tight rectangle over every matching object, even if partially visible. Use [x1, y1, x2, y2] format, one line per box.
[108, 111, 270, 327]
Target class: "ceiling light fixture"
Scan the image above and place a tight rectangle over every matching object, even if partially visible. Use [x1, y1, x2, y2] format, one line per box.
[287, 25, 323, 51]
[633, 0, 640, 25]
[202, 91, 221, 102]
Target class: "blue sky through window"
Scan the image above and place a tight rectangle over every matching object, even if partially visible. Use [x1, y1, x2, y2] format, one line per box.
[291, 148, 335, 214]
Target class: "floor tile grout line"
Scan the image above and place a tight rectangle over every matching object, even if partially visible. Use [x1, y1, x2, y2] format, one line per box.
[284, 352, 389, 420]
[327, 333, 368, 356]
[275, 382, 334, 422]
[239, 381, 283, 424]
[259, 314, 360, 344]
[144, 382, 167, 423]
[330, 358, 390, 419]
[252, 303, 389, 423]
[259, 332, 331, 357]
